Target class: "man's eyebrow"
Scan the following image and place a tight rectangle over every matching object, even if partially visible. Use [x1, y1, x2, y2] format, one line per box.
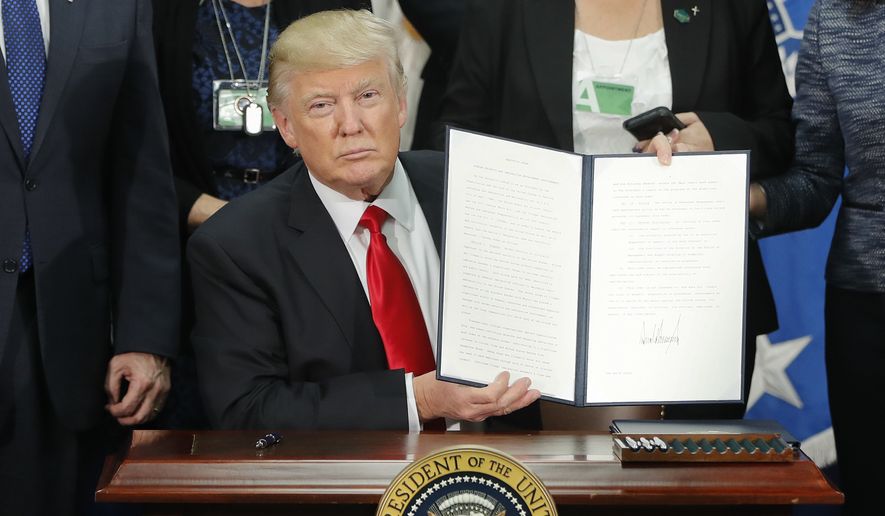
[297, 79, 380, 107]
[349, 78, 374, 94]
[299, 91, 333, 107]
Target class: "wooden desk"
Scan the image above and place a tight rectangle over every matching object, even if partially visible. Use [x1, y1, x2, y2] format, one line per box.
[96, 430, 841, 515]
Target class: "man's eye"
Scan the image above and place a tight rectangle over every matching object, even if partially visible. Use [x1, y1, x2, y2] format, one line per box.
[361, 91, 379, 100]
[309, 102, 332, 113]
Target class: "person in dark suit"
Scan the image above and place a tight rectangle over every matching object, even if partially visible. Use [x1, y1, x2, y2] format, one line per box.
[189, 9, 541, 431]
[435, 0, 793, 421]
[150, 0, 371, 429]
[0, 0, 179, 514]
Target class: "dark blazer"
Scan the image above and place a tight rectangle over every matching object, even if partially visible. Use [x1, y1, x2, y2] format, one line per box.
[151, 0, 372, 228]
[759, 0, 885, 293]
[437, 0, 792, 338]
[189, 152, 539, 429]
[0, 0, 180, 431]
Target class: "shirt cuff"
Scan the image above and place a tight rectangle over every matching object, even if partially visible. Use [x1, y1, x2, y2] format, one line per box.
[405, 372, 421, 432]
[406, 373, 461, 432]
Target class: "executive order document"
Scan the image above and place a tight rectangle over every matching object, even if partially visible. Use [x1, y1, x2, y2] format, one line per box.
[437, 128, 748, 406]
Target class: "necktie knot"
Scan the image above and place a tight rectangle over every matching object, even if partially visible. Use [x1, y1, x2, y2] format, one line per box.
[359, 205, 388, 234]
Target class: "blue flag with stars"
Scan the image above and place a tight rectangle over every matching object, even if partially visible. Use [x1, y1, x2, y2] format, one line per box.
[745, 0, 836, 468]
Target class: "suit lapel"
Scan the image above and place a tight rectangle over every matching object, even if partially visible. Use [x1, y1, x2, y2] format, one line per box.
[29, 0, 88, 163]
[403, 154, 444, 254]
[524, 0, 575, 151]
[662, 0, 711, 111]
[0, 56, 26, 171]
[285, 167, 375, 350]
[419, 188, 442, 255]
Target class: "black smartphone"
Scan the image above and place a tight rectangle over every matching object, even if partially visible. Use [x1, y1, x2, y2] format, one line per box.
[622, 106, 686, 141]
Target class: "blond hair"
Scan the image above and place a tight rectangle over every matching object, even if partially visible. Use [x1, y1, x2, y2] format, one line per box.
[267, 9, 405, 108]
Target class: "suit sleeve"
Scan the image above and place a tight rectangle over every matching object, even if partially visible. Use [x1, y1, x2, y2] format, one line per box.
[110, 0, 181, 358]
[187, 230, 410, 430]
[695, 0, 794, 180]
[756, 0, 843, 233]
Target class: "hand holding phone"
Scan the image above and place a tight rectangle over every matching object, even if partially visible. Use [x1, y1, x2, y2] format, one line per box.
[622, 106, 686, 141]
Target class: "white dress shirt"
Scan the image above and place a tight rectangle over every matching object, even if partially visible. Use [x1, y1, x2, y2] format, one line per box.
[0, 0, 51, 59]
[309, 158, 441, 431]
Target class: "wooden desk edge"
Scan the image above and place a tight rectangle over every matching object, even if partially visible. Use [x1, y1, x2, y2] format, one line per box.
[95, 430, 843, 506]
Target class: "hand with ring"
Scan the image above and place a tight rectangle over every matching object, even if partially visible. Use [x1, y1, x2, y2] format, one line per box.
[105, 352, 172, 426]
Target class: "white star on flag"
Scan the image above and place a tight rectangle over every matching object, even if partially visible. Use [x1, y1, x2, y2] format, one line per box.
[747, 334, 812, 410]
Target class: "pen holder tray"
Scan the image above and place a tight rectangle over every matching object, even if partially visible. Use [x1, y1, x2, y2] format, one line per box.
[612, 433, 799, 463]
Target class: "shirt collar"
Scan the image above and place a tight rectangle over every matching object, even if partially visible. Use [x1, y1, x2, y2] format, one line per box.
[309, 158, 415, 241]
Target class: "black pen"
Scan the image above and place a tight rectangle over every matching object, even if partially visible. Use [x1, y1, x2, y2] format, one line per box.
[255, 432, 282, 449]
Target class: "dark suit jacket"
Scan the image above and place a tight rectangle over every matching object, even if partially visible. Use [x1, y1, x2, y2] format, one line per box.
[437, 0, 792, 338]
[189, 152, 539, 430]
[0, 0, 180, 431]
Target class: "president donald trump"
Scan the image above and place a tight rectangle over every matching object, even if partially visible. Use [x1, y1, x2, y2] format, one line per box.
[189, 9, 540, 431]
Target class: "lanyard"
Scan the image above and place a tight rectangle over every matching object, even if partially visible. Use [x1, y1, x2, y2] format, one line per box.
[210, 0, 272, 99]
[578, 0, 648, 79]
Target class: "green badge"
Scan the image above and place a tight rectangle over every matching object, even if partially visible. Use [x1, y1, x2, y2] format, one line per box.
[592, 81, 634, 116]
[673, 8, 691, 23]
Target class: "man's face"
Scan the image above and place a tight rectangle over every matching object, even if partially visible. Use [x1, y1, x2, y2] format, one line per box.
[272, 59, 407, 201]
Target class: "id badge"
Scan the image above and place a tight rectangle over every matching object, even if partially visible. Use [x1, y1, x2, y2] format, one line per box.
[574, 77, 636, 117]
[213, 80, 276, 133]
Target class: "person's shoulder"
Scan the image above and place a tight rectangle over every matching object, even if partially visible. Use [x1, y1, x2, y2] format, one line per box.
[400, 150, 444, 179]
[194, 163, 305, 247]
[400, 151, 445, 202]
[400, 150, 445, 169]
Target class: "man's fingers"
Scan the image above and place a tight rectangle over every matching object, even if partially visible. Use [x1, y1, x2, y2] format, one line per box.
[105, 367, 125, 404]
[116, 403, 152, 426]
[118, 384, 163, 426]
[495, 377, 532, 414]
[482, 371, 511, 400]
[513, 388, 542, 410]
[105, 352, 171, 422]
[107, 378, 147, 417]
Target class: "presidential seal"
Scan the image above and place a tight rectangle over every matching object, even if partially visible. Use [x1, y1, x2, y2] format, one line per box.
[377, 446, 556, 516]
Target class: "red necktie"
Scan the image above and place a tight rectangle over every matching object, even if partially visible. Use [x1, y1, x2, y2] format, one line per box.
[360, 205, 436, 375]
